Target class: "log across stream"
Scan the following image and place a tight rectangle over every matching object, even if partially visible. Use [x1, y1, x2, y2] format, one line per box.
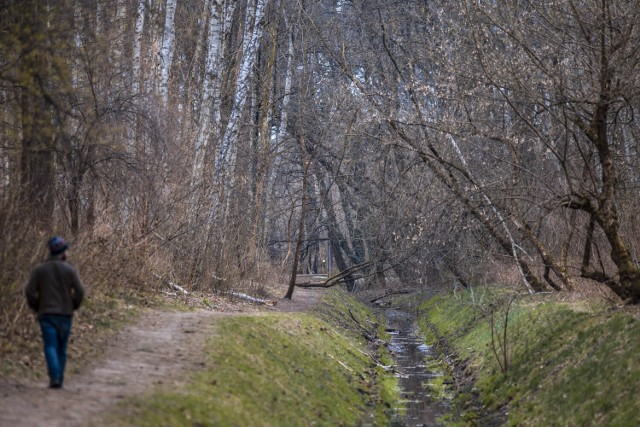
[385, 309, 450, 427]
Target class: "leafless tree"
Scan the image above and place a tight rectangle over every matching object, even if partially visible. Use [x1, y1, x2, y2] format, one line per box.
[2, 0, 639, 308]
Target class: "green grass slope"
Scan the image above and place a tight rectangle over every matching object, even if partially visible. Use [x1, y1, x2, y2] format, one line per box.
[107, 290, 397, 427]
[419, 289, 640, 427]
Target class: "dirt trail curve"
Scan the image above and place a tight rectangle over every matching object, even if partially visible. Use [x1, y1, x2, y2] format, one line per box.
[0, 287, 323, 427]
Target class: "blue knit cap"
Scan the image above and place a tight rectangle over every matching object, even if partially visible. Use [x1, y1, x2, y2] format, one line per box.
[48, 236, 68, 256]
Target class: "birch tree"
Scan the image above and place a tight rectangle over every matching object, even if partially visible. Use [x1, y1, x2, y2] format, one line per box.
[215, 0, 269, 175]
[192, 0, 238, 182]
[132, 0, 147, 95]
[192, 0, 224, 179]
[158, 0, 177, 105]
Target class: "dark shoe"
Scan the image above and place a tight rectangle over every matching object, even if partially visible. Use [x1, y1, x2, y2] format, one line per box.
[49, 379, 62, 389]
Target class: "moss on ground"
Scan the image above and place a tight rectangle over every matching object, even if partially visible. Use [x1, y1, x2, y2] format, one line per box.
[106, 289, 398, 426]
[419, 288, 640, 426]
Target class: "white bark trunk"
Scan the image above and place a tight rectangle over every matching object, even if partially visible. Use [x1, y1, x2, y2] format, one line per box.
[265, 23, 294, 207]
[212, 0, 236, 126]
[132, 0, 146, 94]
[96, 0, 103, 34]
[112, 0, 128, 88]
[277, 27, 294, 146]
[225, 291, 277, 306]
[192, 0, 225, 179]
[215, 0, 269, 174]
[159, 0, 177, 105]
[117, 1, 127, 35]
[73, 1, 83, 86]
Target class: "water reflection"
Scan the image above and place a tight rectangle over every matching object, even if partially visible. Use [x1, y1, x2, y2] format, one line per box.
[386, 310, 450, 427]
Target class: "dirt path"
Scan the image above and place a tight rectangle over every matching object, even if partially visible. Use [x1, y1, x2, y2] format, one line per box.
[0, 287, 323, 427]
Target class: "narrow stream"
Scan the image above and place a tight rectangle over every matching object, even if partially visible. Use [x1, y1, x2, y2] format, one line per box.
[386, 309, 450, 427]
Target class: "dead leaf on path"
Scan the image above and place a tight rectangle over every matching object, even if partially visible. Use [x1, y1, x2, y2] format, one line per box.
[19, 355, 32, 367]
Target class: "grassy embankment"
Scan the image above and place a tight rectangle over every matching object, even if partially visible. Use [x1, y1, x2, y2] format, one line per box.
[103, 289, 398, 427]
[418, 287, 640, 426]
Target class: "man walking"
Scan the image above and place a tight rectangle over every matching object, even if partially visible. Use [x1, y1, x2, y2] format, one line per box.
[25, 236, 85, 389]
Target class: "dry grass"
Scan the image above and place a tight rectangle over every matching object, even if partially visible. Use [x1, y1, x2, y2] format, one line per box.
[0, 220, 297, 384]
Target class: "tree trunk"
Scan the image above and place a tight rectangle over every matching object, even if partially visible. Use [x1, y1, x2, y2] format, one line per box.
[19, 0, 55, 230]
[285, 137, 311, 299]
[590, 100, 640, 302]
[447, 135, 534, 294]
[192, 0, 225, 180]
[159, 0, 177, 105]
[215, 0, 269, 174]
[316, 169, 356, 292]
[132, 0, 146, 95]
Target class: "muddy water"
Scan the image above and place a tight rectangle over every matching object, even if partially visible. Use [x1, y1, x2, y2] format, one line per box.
[386, 309, 450, 427]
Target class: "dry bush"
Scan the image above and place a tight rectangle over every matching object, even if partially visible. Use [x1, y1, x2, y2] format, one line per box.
[73, 236, 156, 293]
[0, 199, 51, 342]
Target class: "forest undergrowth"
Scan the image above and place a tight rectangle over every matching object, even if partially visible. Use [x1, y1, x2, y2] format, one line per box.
[0, 234, 282, 382]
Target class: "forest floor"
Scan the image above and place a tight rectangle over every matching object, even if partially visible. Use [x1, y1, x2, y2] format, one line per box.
[0, 286, 324, 427]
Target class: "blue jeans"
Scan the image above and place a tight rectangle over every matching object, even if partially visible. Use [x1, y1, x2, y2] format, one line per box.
[39, 314, 72, 385]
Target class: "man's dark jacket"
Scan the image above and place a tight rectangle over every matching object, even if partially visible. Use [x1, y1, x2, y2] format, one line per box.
[25, 255, 85, 318]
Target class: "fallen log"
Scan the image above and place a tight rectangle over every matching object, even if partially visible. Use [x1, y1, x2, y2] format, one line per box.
[348, 309, 378, 342]
[154, 273, 189, 295]
[369, 289, 413, 304]
[224, 292, 278, 306]
[295, 281, 335, 288]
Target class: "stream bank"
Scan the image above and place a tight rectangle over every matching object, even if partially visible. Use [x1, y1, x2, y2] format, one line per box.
[89, 288, 398, 426]
[385, 309, 450, 427]
[375, 291, 502, 427]
[418, 287, 640, 426]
